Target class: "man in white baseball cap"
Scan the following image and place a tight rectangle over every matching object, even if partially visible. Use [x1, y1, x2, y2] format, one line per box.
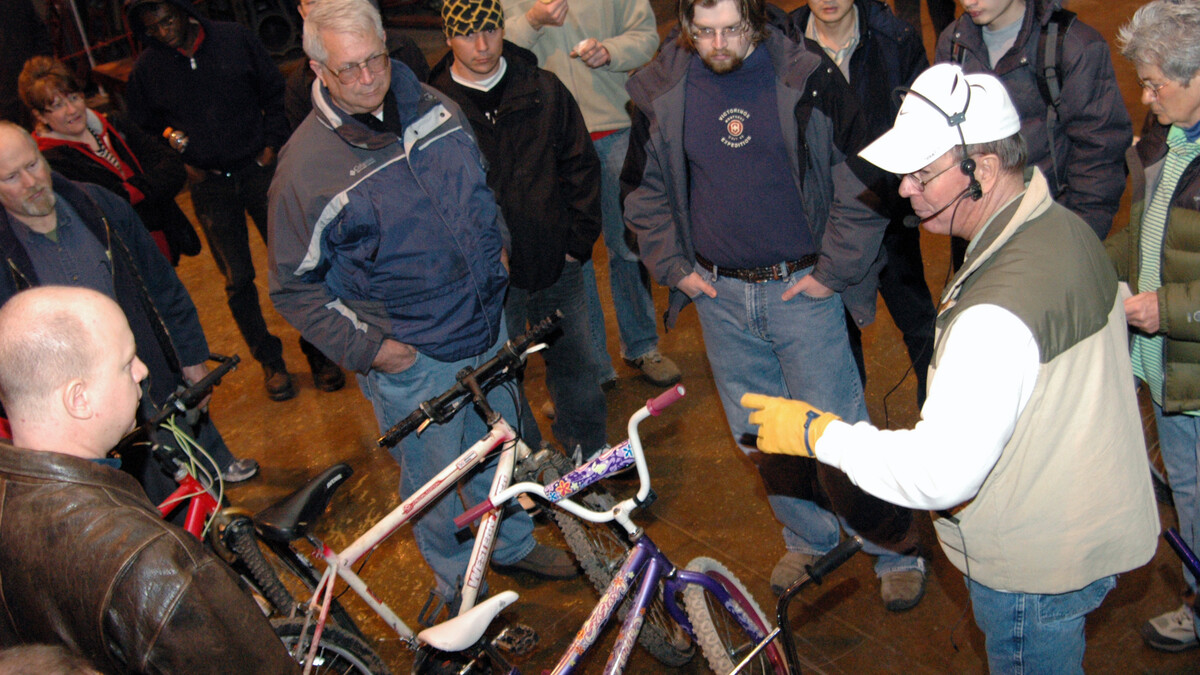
[742, 62, 1160, 672]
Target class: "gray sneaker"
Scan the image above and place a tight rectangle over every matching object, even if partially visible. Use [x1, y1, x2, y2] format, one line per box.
[629, 349, 681, 387]
[222, 458, 259, 483]
[1142, 604, 1199, 652]
[770, 551, 820, 595]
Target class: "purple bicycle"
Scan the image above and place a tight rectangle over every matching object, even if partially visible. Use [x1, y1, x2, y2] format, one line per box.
[451, 385, 787, 674]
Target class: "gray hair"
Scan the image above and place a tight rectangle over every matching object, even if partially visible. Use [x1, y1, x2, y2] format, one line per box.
[1118, 0, 1200, 83]
[966, 132, 1028, 174]
[0, 288, 100, 423]
[303, 0, 386, 65]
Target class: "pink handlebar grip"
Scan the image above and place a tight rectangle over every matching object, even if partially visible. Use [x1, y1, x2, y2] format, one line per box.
[454, 498, 497, 530]
[647, 384, 686, 416]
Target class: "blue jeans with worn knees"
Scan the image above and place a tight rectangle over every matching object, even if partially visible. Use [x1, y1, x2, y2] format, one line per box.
[582, 128, 659, 364]
[969, 575, 1116, 675]
[693, 267, 922, 575]
[505, 260, 608, 454]
[357, 324, 536, 601]
[188, 163, 284, 368]
[1154, 402, 1200, 592]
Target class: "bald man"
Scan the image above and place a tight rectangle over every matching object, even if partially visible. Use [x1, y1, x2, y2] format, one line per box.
[0, 120, 258, 502]
[0, 287, 297, 674]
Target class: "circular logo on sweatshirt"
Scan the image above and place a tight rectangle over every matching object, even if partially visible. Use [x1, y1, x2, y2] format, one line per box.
[720, 108, 751, 148]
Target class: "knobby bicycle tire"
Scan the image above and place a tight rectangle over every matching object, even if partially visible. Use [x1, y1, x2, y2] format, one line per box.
[541, 451, 695, 667]
[273, 617, 391, 675]
[226, 519, 296, 617]
[681, 557, 785, 675]
[260, 536, 367, 639]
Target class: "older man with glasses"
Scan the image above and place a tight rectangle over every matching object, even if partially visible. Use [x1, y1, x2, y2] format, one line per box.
[744, 62, 1159, 672]
[1109, 0, 1200, 654]
[268, 0, 577, 612]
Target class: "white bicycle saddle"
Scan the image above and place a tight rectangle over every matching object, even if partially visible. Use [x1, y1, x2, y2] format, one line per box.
[417, 590, 519, 652]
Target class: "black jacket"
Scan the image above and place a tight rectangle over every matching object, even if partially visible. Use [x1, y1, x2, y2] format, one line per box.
[37, 111, 199, 263]
[935, 0, 1131, 238]
[0, 443, 298, 674]
[0, 176, 208, 406]
[124, 0, 289, 171]
[429, 43, 601, 292]
[784, 0, 928, 218]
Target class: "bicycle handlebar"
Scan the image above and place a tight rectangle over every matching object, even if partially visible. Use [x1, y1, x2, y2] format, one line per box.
[377, 311, 563, 448]
[144, 354, 241, 428]
[453, 385, 686, 531]
[647, 384, 685, 416]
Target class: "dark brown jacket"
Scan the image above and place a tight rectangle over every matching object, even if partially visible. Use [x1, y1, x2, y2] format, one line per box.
[0, 442, 298, 674]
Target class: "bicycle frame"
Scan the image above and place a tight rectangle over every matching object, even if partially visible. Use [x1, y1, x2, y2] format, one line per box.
[551, 532, 775, 674]
[303, 417, 524, 651]
[158, 472, 220, 538]
[456, 385, 786, 674]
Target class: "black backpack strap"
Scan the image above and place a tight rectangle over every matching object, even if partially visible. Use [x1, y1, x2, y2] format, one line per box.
[1036, 8, 1075, 114]
[1036, 8, 1075, 197]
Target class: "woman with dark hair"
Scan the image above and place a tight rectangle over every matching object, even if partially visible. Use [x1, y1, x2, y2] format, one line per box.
[17, 56, 199, 264]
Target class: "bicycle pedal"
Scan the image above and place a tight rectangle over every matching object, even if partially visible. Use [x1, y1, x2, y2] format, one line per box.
[493, 622, 538, 656]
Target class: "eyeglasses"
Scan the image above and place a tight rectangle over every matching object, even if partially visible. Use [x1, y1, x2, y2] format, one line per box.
[43, 93, 85, 113]
[323, 52, 389, 85]
[690, 24, 748, 42]
[143, 12, 180, 35]
[1137, 78, 1172, 98]
[903, 161, 959, 192]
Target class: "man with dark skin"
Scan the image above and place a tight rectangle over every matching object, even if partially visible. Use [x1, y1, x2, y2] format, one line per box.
[124, 0, 346, 400]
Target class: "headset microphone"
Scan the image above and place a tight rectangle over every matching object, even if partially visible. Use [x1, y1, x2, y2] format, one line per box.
[902, 185, 976, 228]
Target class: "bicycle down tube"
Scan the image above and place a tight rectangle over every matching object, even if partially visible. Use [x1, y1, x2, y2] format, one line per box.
[307, 418, 519, 643]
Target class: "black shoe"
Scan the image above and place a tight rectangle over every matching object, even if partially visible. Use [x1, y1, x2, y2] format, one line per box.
[264, 364, 297, 402]
[490, 544, 578, 580]
[300, 338, 345, 392]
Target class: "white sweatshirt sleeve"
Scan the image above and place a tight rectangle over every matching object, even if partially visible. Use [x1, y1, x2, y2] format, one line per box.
[815, 304, 1041, 510]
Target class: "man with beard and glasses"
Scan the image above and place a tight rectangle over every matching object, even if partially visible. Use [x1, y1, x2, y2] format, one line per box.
[622, 0, 928, 610]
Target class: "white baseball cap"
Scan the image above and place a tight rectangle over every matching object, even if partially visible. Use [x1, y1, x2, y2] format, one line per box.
[859, 63, 1021, 175]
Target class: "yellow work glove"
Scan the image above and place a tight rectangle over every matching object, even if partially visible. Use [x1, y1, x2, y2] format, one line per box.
[741, 393, 840, 458]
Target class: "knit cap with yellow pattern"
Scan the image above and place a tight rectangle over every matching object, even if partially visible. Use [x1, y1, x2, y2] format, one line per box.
[442, 0, 503, 38]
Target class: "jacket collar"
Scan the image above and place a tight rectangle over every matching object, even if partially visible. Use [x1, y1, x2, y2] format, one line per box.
[311, 59, 432, 151]
[943, 166, 1054, 305]
[948, 0, 1059, 69]
[427, 42, 542, 122]
[0, 441, 148, 500]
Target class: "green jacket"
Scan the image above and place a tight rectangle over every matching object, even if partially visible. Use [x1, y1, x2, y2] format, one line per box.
[1106, 116, 1200, 413]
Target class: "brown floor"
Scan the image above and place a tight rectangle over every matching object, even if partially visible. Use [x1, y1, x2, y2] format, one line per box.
[166, 0, 1200, 672]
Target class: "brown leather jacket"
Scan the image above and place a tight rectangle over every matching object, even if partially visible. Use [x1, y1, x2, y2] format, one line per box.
[0, 442, 299, 674]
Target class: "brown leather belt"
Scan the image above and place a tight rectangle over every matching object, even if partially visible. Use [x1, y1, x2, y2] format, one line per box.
[694, 252, 818, 284]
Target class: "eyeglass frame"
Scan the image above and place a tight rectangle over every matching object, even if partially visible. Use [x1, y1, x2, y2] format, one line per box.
[42, 92, 85, 113]
[321, 52, 389, 85]
[1136, 77, 1172, 98]
[689, 23, 749, 43]
[901, 156, 973, 192]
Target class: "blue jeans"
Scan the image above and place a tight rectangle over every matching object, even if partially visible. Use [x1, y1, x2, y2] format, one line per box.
[188, 163, 284, 369]
[582, 128, 659, 373]
[969, 575, 1116, 674]
[505, 260, 608, 454]
[1154, 402, 1200, 592]
[357, 324, 535, 601]
[693, 267, 922, 576]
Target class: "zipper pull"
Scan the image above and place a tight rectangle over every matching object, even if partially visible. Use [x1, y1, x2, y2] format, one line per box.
[190, 57, 197, 70]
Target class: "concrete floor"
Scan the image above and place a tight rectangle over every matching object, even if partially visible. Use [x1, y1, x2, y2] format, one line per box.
[167, 0, 1200, 672]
